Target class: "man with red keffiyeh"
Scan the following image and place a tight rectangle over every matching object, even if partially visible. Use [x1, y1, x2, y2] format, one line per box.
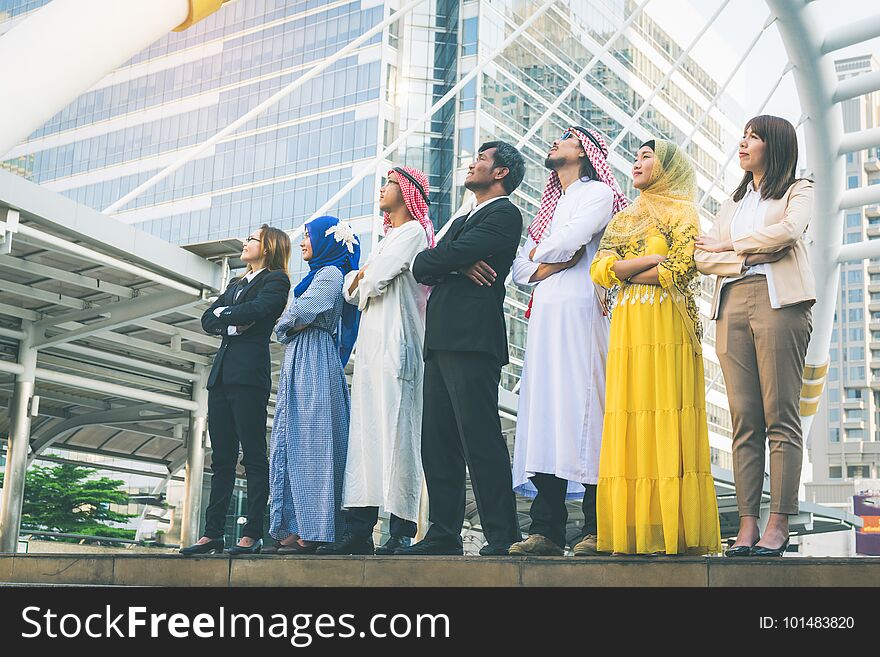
[316, 167, 433, 556]
[507, 126, 628, 557]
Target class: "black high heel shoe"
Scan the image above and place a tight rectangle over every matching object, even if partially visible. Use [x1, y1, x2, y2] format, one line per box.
[750, 538, 790, 557]
[179, 537, 225, 555]
[226, 538, 263, 555]
[724, 536, 760, 557]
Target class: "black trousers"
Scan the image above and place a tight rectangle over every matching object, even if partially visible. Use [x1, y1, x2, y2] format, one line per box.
[346, 506, 417, 539]
[203, 383, 270, 540]
[421, 350, 520, 546]
[528, 473, 597, 548]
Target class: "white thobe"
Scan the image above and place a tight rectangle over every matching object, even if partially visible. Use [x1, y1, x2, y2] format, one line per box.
[511, 179, 614, 497]
[342, 220, 429, 522]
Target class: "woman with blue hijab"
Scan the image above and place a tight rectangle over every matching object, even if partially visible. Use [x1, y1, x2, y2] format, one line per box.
[266, 215, 361, 554]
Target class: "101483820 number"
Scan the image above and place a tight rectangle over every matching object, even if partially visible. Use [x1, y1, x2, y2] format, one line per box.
[782, 617, 855, 629]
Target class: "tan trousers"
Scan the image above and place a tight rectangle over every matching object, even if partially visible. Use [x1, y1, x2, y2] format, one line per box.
[715, 276, 812, 516]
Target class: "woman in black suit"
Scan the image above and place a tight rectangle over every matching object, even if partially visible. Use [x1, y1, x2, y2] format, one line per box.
[180, 224, 291, 555]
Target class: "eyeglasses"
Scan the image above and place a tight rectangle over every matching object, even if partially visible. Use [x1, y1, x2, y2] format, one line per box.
[559, 129, 576, 141]
[244, 236, 261, 244]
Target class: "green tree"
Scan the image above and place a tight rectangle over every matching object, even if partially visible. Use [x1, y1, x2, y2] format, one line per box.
[0, 464, 135, 539]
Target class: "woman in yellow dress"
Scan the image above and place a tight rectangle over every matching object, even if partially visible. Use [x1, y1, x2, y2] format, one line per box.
[590, 139, 721, 555]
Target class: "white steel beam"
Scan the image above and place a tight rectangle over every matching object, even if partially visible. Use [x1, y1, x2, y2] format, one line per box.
[833, 70, 880, 104]
[34, 368, 197, 411]
[45, 343, 198, 382]
[33, 291, 197, 348]
[839, 127, 880, 156]
[837, 239, 880, 263]
[821, 14, 880, 54]
[0, 0, 192, 159]
[12, 223, 202, 297]
[840, 185, 880, 211]
[0, 255, 134, 299]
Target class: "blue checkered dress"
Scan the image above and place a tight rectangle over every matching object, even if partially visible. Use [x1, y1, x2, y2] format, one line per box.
[270, 266, 350, 543]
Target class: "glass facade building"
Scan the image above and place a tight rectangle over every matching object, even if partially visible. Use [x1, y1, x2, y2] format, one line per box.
[2, 0, 747, 506]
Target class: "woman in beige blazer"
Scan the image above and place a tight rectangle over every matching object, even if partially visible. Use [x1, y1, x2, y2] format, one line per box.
[695, 114, 814, 557]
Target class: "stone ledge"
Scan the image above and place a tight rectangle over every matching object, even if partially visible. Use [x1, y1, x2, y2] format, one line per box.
[0, 554, 877, 587]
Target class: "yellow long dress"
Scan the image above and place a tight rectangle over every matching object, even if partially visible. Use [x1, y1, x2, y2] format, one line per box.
[590, 228, 721, 555]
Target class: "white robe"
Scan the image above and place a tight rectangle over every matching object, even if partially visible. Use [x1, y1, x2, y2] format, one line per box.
[511, 179, 614, 498]
[342, 220, 429, 522]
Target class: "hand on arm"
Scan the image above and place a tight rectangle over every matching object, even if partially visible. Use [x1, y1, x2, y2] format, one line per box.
[529, 245, 586, 282]
[628, 266, 661, 285]
[213, 274, 290, 326]
[611, 254, 665, 282]
[412, 207, 520, 283]
[462, 260, 497, 286]
[694, 235, 733, 253]
[347, 268, 366, 296]
[744, 245, 792, 266]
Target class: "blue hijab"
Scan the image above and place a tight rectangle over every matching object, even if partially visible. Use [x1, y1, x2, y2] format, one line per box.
[294, 215, 361, 366]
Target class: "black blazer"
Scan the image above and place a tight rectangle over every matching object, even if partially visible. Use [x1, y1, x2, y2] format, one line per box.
[201, 269, 291, 391]
[412, 197, 523, 365]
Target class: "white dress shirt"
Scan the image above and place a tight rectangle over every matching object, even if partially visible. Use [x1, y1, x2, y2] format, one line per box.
[722, 183, 781, 307]
[214, 268, 265, 335]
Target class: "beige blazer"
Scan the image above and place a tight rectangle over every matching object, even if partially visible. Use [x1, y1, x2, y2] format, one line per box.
[695, 178, 816, 319]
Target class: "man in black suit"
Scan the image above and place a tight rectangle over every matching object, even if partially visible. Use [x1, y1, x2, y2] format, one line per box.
[397, 141, 526, 556]
[180, 225, 291, 556]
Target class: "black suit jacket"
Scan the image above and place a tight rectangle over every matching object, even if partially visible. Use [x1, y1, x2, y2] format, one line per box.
[201, 269, 291, 391]
[412, 197, 523, 365]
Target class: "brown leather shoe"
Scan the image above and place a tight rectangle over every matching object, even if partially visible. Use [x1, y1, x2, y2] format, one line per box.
[508, 534, 564, 556]
[277, 541, 319, 555]
[573, 534, 599, 556]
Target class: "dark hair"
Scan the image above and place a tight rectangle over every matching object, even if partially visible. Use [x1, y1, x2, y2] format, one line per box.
[640, 140, 656, 151]
[478, 141, 525, 194]
[256, 224, 291, 274]
[733, 115, 799, 202]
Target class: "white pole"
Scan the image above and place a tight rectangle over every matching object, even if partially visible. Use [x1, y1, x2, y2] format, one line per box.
[305, 0, 560, 225]
[0, 0, 191, 159]
[104, 0, 428, 215]
[0, 325, 37, 553]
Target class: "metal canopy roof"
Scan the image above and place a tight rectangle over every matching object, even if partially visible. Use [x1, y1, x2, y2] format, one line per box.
[0, 168, 226, 472]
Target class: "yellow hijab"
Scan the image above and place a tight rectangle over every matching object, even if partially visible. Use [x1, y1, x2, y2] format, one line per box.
[598, 139, 703, 346]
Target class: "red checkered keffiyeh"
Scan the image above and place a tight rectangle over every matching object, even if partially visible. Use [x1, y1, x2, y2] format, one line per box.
[524, 127, 628, 319]
[383, 166, 435, 248]
[527, 127, 628, 244]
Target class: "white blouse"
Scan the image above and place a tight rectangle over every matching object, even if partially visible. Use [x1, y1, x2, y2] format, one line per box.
[723, 182, 781, 308]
